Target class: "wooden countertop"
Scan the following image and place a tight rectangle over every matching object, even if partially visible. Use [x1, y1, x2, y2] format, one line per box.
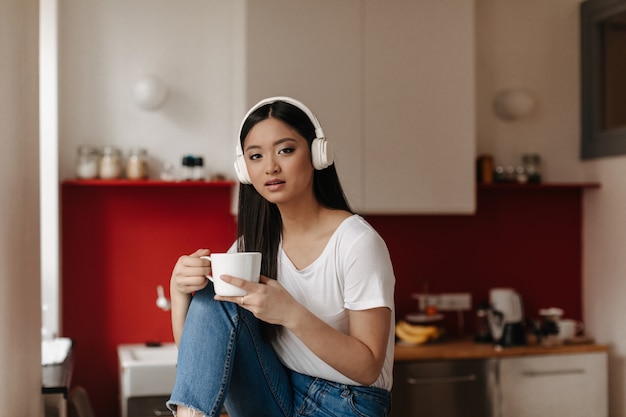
[394, 338, 609, 362]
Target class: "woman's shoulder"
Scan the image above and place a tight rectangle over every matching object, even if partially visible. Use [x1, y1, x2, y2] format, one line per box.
[334, 214, 383, 243]
[333, 215, 393, 269]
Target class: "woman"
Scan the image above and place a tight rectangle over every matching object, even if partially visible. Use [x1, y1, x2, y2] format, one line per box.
[167, 97, 395, 417]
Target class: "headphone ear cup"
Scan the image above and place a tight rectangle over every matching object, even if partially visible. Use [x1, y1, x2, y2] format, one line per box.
[311, 137, 334, 170]
[234, 155, 252, 184]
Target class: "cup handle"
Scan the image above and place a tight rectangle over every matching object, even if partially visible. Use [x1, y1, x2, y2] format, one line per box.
[200, 255, 213, 282]
[577, 321, 585, 334]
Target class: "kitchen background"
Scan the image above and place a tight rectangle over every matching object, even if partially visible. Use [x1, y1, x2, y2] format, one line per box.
[2, 1, 626, 417]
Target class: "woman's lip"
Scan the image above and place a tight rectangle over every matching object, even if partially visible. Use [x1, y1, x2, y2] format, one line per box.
[265, 179, 285, 190]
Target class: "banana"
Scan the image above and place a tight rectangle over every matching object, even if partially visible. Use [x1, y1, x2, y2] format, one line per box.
[395, 324, 430, 344]
[397, 320, 438, 336]
[395, 320, 440, 345]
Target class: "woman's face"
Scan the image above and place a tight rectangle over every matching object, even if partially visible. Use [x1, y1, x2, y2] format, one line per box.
[242, 117, 315, 205]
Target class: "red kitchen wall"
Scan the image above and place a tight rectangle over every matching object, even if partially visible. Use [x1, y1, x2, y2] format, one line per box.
[368, 184, 594, 331]
[61, 181, 594, 417]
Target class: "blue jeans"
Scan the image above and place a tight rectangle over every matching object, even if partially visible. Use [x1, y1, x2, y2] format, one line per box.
[167, 286, 391, 417]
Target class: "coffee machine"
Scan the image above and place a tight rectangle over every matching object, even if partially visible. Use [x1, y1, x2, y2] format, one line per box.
[488, 288, 527, 346]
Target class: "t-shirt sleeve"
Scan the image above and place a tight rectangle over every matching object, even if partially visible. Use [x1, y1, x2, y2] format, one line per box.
[342, 226, 395, 311]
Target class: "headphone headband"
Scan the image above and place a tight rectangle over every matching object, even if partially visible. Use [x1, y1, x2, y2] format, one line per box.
[239, 96, 325, 141]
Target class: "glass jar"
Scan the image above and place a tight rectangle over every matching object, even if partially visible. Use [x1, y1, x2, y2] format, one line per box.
[99, 146, 123, 179]
[126, 147, 149, 180]
[522, 153, 542, 183]
[75, 145, 100, 179]
[160, 161, 176, 181]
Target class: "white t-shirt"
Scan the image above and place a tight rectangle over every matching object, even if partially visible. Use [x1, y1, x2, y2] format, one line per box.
[271, 215, 396, 391]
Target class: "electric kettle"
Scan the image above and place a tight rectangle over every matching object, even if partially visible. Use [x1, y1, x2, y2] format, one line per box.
[488, 288, 527, 346]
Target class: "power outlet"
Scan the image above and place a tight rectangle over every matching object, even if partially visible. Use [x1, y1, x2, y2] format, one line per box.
[412, 293, 472, 312]
[437, 293, 472, 311]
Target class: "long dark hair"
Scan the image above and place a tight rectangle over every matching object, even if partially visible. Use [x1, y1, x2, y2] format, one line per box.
[236, 100, 352, 338]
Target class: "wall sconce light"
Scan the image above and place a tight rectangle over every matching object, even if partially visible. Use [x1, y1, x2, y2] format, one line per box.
[133, 75, 168, 111]
[493, 88, 535, 121]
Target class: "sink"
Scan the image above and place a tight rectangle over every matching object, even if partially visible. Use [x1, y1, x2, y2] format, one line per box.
[118, 343, 178, 399]
[126, 344, 178, 363]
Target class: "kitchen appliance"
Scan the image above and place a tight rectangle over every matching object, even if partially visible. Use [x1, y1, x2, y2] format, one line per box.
[488, 288, 526, 347]
[391, 358, 496, 417]
[474, 302, 493, 343]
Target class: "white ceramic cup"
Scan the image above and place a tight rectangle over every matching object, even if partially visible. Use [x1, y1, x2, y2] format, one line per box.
[557, 318, 584, 340]
[201, 252, 262, 297]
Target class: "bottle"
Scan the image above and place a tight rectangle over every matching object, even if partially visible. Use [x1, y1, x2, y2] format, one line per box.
[99, 146, 123, 179]
[181, 155, 195, 181]
[126, 147, 149, 180]
[192, 156, 206, 180]
[75, 145, 100, 179]
[476, 154, 494, 184]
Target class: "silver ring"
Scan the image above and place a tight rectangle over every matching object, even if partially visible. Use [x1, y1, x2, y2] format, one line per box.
[240, 296, 245, 306]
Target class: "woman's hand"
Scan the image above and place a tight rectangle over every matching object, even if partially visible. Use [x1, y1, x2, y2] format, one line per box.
[170, 248, 211, 345]
[215, 275, 301, 326]
[171, 248, 211, 295]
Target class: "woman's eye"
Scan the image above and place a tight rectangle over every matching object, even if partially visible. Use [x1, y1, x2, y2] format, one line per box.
[278, 147, 294, 155]
[249, 153, 262, 160]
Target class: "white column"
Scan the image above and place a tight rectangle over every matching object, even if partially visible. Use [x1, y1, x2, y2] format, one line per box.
[40, 0, 60, 340]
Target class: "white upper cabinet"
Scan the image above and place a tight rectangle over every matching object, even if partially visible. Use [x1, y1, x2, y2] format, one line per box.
[246, 0, 475, 213]
[363, 1, 475, 213]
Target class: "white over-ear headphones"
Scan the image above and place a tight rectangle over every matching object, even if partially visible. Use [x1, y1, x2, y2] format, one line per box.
[233, 96, 334, 184]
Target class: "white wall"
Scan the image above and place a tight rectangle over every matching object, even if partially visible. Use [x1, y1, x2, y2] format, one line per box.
[584, 158, 626, 417]
[0, 0, 42, 415]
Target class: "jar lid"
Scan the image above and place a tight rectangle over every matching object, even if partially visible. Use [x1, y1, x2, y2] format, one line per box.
[522, 153, 541, 162]
[101, 145, 122, 155]
[128, 147, 147, 156]
[77, 145, 99, 155]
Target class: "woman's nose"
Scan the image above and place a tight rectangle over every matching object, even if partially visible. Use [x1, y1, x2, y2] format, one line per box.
[264, 157, 279, 174]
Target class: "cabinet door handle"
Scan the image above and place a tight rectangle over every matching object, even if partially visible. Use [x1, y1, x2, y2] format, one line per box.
[406, 374, 477, 385]
[521, 369, 585, 377]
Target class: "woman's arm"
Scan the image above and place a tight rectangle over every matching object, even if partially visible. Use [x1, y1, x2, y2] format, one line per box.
[170, 248, 211, 345]
[217, 275, 391, 385]
[288, 304, 391, 385]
